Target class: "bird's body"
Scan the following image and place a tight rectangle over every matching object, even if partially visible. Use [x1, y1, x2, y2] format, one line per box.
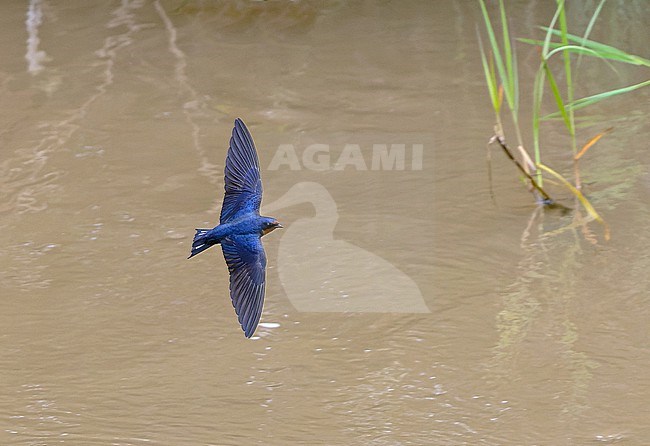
[190, 215, 279, 256]
[189, 118, 281, 338]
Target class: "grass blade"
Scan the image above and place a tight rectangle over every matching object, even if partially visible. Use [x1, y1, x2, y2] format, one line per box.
[531, 63, 546, 184]
[537, 163, 610, 240]
[477, 30, 500, 113]
[577, 0, 606, 67]
[478, 0, 513, 109]
[499, 0, 516, 114]
[575, 127, 613, 160]
[543, 79, 650, 118]
[540, 27, 650, 66]
[541, 3, 564, 58]
[543, 63, 572, 133]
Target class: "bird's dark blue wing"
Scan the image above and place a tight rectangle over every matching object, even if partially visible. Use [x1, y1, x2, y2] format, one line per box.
[220, 119, 263, 223]
[221, 234, 267, 337]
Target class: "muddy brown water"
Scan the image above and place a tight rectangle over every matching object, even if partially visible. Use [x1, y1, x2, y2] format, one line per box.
[1, 1, 649, 445]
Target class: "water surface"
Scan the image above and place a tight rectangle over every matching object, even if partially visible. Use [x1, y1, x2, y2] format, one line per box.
[1, 1, 649, 445]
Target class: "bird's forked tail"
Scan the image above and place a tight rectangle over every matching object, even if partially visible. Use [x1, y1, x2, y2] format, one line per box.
[188, 229, 214, 259]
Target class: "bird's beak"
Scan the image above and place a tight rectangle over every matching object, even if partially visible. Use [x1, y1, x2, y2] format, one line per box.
[276, 223, 283, 229]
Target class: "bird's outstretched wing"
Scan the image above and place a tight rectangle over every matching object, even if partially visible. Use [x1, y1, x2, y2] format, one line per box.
[221, 234, 267, 337]
[220, 119, 263, 224]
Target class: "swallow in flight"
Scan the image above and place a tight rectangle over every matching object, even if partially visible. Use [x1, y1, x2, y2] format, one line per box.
[189, 118, 282, 338]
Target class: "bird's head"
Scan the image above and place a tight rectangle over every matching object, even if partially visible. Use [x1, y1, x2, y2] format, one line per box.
[261, 218, 283, 236]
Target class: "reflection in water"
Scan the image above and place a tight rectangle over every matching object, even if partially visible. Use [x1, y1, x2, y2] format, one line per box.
[154, 0, 220, 184]
[2, 1, 145, 215]
[263, 182, 428, 313]
[490, 206, 608, 419]
[489, 135, 648, 420]
[25, 0, 49, 75]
